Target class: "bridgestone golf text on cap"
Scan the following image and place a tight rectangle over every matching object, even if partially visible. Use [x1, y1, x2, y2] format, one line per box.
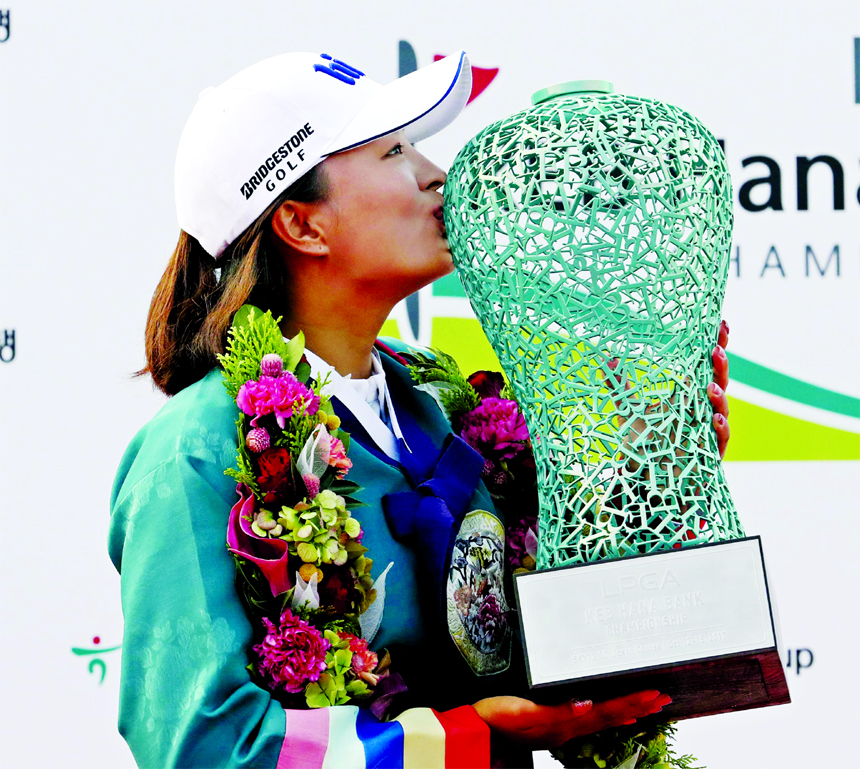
[240, 122, 315, 200]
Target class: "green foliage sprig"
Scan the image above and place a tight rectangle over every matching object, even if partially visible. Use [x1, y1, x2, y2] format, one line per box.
[219, 305, 299, 398]
[551, 721, 704, 769]
[219, 304, 332, 492]
[225, 418, 264, 496]
[407, 347, 480, 422]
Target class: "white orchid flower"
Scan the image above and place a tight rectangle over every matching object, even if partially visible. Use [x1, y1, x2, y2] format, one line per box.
[291, 570, 320, 610]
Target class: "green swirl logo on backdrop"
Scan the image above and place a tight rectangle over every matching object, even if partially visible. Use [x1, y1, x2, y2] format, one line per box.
[71, 637, 121, 685]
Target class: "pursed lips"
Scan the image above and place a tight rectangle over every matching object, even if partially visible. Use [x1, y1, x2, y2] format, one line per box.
[433, 206, 447, 237]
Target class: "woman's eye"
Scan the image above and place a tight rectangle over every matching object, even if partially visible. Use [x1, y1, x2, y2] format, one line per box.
[386, 143, 404, 157]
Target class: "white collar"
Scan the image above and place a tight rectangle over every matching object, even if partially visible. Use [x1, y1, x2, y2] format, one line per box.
[301, 347, 410, 461]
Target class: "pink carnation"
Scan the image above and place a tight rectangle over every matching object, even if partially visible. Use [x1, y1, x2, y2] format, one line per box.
[327, 436, 352, 478]
[340, 633, 379, 685]
[347, 635, 378, 672]
[253, 610, 330, 694]
[237, 372, 320, 429]
[460, 397, 529, 460]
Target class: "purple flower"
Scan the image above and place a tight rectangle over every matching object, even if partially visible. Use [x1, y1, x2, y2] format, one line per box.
[253, 610, 330, 694]
[237, 372, 320, 428]
[260, 353, 284, 378]
[460, 397, 529, 460]
[467, 370, 506, 399]
[468, 593, 506, 652]
[476, 593, 503, 630]
[480, 458, 510, 494]
[507, 514, 538, 571]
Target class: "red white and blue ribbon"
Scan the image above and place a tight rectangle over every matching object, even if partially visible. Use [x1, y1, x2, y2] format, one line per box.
[277, 705, 490, 768]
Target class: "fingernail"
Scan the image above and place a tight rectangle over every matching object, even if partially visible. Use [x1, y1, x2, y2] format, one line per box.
[621, 718, 637, 725]
[708, 383, 722, 396]
[640, 690, 661, 702]
[607, 358, 619, 371]
[715, 414, 725, 426]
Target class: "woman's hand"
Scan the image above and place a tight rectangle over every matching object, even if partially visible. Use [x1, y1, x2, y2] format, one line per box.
[708, 320, 730, 458]
[472, 690, 672, 749]
[606, 318, 732, 464]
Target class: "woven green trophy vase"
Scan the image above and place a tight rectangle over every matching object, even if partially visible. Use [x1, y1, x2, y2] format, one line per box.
[444, 81, 744, 570]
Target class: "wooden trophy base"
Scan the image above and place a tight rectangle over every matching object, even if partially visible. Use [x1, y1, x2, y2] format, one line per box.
[533, 648, 790, 720]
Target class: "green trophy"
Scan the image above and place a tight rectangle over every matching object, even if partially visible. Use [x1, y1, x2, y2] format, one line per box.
[444, 81, 789, 718]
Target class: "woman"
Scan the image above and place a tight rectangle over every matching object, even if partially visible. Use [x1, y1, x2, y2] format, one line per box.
[110, 51, 730, 768]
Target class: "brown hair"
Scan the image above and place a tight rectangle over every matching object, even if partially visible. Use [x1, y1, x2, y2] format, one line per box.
[140, 165, 328, 396]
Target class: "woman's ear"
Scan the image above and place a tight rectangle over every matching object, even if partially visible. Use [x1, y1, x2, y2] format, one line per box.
[271, 201, 329, 257]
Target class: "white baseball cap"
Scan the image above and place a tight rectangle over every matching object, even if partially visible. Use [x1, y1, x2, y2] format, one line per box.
[175, 50, 472, 258]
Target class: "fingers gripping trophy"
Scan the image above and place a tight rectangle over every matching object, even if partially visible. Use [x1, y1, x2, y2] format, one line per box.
[444, 81, 789, 718]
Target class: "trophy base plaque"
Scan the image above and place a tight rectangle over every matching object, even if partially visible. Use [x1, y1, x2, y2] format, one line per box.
[514, 537, 790, 720]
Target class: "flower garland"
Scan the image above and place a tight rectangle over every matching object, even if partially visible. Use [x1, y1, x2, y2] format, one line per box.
[219, 305, 392, 709]
[406, 348, 701, 769]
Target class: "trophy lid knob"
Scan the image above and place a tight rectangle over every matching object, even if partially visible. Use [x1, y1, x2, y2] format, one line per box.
[531, 80, 614, 105]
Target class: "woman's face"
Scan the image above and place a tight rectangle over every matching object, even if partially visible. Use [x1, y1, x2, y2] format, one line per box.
[317, 130, 453, 300]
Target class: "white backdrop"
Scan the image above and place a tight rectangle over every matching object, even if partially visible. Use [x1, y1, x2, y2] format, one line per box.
[1, 2, 858, 768]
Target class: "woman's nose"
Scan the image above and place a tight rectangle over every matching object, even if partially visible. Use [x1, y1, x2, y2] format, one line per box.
[417, 152, 446, 191]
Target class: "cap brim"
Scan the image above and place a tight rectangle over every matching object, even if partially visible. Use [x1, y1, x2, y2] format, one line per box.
[324, 50, 471, 154]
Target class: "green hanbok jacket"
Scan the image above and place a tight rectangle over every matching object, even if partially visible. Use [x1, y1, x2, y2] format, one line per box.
[109, 349, 525, 768]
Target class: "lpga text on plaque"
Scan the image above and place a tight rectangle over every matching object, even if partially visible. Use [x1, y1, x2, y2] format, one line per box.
[590, 570, 706, 636]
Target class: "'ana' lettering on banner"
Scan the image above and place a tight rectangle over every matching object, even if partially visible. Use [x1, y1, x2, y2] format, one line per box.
[722, 142, 859, 212]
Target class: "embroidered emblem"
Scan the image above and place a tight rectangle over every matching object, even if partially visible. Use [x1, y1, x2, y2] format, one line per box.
[446, 509, 511, 675]
[313, 54, 366, 85]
